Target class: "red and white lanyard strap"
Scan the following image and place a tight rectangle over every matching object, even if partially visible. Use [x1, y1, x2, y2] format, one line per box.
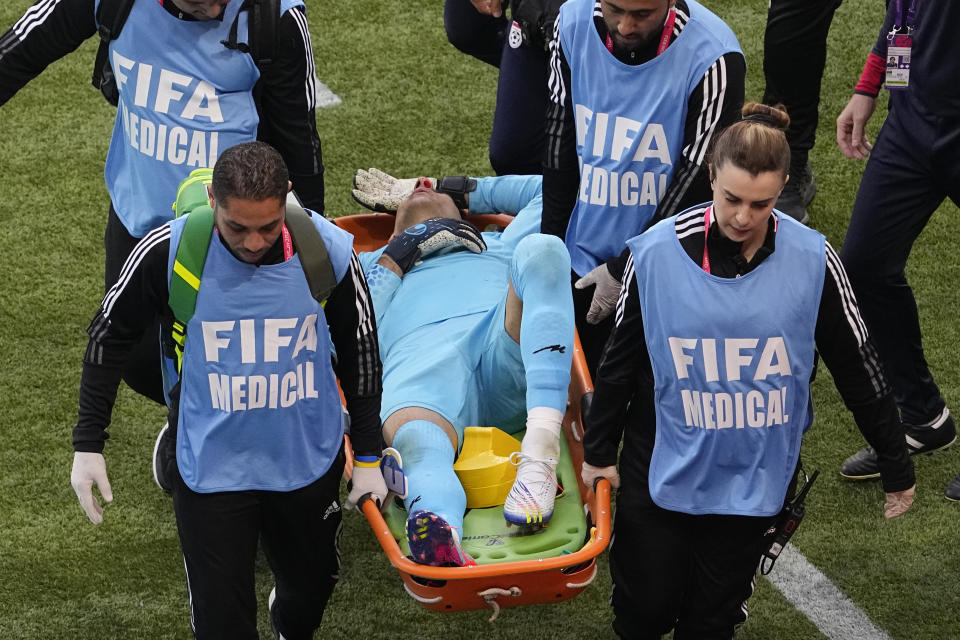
[701, 206, 779, 274]
[605, 7, 677, 56]
[281, 225, 294, 260]
[701, 206, 713, 274]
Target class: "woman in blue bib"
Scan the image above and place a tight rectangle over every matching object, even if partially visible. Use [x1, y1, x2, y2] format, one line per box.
[579, 103, 917, 639]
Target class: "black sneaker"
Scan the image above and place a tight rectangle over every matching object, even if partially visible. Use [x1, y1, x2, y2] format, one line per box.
[775, 160, 816, 224]
[946, 473, 960, 502]
[152, 422, 172, 494]
[840, 409, 956, 479]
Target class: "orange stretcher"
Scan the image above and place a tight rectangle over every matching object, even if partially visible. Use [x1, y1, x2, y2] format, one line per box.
[334, 212, 612, 619]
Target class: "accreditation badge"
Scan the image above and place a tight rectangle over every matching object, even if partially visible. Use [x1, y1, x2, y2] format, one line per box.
[885, 33, 912, 89]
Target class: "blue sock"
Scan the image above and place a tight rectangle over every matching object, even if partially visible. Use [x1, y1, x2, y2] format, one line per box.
[392, 420, 466, 534]
[510, 234, 574, 412]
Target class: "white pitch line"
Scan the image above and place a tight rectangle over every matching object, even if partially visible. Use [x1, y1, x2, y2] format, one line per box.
[764, 543, 892, 640]
[316, 80, 341, 108]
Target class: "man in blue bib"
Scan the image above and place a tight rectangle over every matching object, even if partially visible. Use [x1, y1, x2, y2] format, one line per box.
[69, 142, 384, 639]
[541, 0, 745, 374]
[353, 170, 575, 565]
[1, 0, 327, 404]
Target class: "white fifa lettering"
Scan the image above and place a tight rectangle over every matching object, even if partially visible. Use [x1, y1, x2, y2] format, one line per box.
[239, 319, 256, 363]
[280, 371, 297, 407]
[187, 130, 207, 167]
[111, 51, 135, 95]
[208, 373, 230, 411]
[292, 315, 319, 358]
[231, 376, 246, 411]
[610, 116, 643, 162]
[754, 337, 792, 380]
[669, 337, 697, 379]
[574, 104, 593, 149]
[154, 69, 192, 114]
[134, 62, 152, 107]
[725, 338, 759, 382]
[591, 112, 609, 157]
[168, 126, 188, 164]
[202, 321, 235, 362]
[632, 123, 672, 164]
[181, 81, 224, 123]
[264, 318, 299, 362]
[248, 375, 268, 409]
[589, 167, 609, 205]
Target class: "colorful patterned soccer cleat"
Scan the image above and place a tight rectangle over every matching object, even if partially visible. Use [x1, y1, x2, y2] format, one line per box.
[406, 510, 476, 567]
[503, 453, 558, 526]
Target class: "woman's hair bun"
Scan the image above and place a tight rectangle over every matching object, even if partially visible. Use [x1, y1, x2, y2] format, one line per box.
[739, 102, 790, 131]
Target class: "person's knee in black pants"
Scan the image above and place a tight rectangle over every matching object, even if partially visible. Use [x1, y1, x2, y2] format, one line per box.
[572, 272, 615, 378]
[608, 504, 686, 639]
[672, 515, 771, 640]
[171, 473, 261, 639]
[489, 40, 550, 176]
[443, 0, 506, 67]
[261, 453, 345, 639]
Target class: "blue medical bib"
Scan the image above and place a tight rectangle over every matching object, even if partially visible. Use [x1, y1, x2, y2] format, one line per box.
[629, 212, 824, 516]
[166, 212, 352, 493]
[557, 0, 740, 275]
[96, 0, 302, 238]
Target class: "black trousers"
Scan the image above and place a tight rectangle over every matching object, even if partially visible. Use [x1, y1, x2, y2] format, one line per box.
[839, 94, 960, 424]
[443, 0, 549, 176]
[104, 205, 166, 404]
[169, 450, 345, 640]
[609, 495, 773, 640]
[572, 271, 615, 380]
[762, 0, 843, 160]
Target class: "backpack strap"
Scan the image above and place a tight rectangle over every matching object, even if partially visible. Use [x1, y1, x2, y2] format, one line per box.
[169, 206, 215, 373]
[222, 0, 279, 66]
[250, 0, 279, 66]
[91, 0, 135, 105]
[284, 202, 339, 305]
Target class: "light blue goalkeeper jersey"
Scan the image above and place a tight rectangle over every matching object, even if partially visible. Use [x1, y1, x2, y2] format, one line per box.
[358, 175, 545, 426]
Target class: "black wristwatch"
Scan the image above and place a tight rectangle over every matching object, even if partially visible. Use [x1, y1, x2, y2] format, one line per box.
[436, 176, 478, 211]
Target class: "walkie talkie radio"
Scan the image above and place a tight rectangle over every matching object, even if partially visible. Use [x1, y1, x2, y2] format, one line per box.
[760, 469, 820, 575]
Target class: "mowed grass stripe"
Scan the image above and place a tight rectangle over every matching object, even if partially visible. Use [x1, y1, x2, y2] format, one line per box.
[766, 544, 892, 640]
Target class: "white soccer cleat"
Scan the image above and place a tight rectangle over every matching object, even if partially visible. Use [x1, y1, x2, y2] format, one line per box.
[503, 453, 558, 526]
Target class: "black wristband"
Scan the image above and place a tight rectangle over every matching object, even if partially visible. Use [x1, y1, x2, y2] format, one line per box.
[436, 176, 477, 211]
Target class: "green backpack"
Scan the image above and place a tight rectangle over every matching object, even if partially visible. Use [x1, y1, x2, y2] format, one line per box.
[168, 168, 338, 373]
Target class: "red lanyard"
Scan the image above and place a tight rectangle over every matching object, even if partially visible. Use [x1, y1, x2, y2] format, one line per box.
[656, 7, 677, 55]
[701, 206, 713, 273]
[606, 7, 677, 56]
[702, 206, 779, 274]
[214, 225, 294, 261]
[281, 225, 293, 260]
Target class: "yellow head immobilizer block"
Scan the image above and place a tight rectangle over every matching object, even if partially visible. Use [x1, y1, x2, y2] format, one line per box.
[454, 427, 522, 508]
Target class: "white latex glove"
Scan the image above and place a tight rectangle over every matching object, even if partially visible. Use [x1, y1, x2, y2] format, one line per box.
[581, 462, 620, 490]
[346, 465, 388, 511]
[71, 452, 113, 524]
[836, 93, 877, 160]
[883, 483, 915, 519]
[351, 168, 437, 213]
[575, 263, 622, 324]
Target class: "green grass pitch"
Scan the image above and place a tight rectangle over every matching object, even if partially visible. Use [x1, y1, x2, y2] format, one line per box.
[0, 0, 957, 638]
